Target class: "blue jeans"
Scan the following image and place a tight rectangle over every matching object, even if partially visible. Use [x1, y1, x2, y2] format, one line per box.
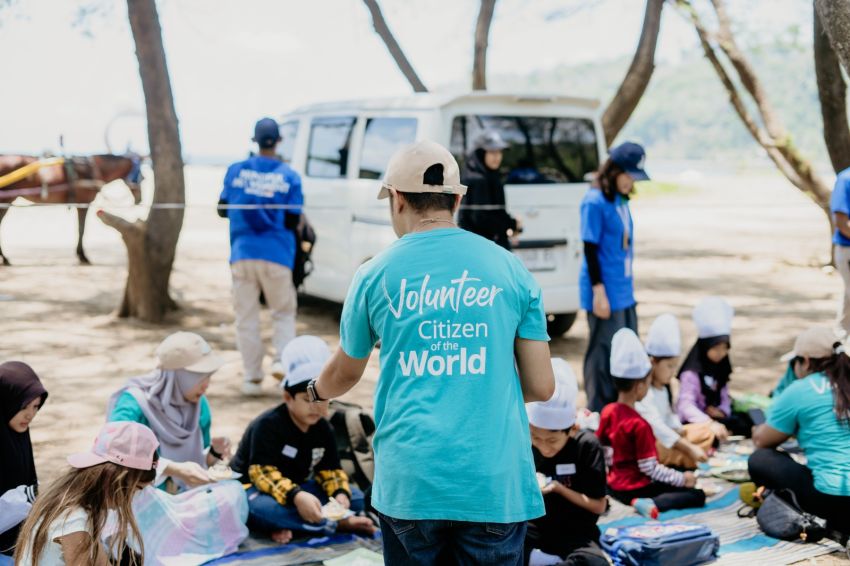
[0, 554, 12, 566]
[246, 480, 365, 537]
[378, 512, 526, 566]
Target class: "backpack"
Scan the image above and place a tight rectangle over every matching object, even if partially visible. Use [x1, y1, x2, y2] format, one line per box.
[292, 214, 316, 289]
[328, 400, 375, 490]
[600, 522, 719, 566]
[756, 489, 827, 543]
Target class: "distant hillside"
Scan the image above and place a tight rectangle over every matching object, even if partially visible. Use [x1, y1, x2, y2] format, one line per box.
[484, 44, 830, 164]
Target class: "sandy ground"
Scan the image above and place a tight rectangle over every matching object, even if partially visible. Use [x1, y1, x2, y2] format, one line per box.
[1, 164, 847, 563]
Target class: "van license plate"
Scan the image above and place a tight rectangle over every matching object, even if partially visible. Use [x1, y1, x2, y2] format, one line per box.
[516, 248, 556, 271]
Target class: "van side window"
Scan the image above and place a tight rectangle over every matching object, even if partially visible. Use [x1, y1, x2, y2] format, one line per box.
[307, 116, 356, 178]
[279, 121, 298, 163]
[450, 115, 599, 184]
[358, 118, 418, 180]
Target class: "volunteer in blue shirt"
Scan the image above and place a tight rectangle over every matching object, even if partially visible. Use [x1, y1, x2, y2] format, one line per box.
[219, 118, 303, 396]
[830, 167, 850, 334]
[580, 142, 649, 412]
[311, 140, 555, 565]
[750, 334, 850, 542]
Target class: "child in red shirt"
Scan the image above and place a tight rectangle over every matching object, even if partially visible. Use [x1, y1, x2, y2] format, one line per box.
[596, 329, 706, 518]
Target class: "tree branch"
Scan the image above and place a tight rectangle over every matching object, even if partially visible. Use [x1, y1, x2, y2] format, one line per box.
[601, 0, 664, 146]
[815, 0, 850, 78]
[814, 2, 850, 173]
[472, 0, 497, 91]
[362, 0, 428, 93]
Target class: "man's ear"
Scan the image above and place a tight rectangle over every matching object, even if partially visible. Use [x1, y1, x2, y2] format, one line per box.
[392, 189, 406, 214]
[453, 193, 462, 213]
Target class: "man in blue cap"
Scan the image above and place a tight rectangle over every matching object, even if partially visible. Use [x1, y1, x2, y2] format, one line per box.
[219, 118, 304, 396]
[579, 141, 649, 412]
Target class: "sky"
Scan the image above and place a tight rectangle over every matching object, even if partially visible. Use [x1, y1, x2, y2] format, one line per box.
[0, 0, 809, 161]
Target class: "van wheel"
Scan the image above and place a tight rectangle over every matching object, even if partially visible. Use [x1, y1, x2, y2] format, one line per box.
[547, 313, 577, 337]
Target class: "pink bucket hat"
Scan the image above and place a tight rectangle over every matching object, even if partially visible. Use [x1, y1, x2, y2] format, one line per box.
[67, 421, 159, 471]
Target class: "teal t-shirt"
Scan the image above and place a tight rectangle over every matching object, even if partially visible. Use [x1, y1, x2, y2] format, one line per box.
[109, 391, 212, 449]
[340, 228, 548, 522]
[768, 372, 850, 496]
[772, 362, 797, 397]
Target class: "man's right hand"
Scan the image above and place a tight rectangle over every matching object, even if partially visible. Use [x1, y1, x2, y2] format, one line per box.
[167, 461, 210, 488]
[294, 491, 324, 524]
[592, 284, 611, 320]
[683, 471, 697, 488]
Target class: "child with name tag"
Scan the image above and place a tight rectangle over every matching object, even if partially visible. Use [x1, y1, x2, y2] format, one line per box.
[230, 336, 375, 544]
[525, 359, 610, 566]
[636, 314, 713, 470]
[597, 329, 706, 519]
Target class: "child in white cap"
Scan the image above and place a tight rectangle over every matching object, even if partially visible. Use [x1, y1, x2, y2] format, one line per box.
[596, 329, 705, 518]
[230, 336, 375, 544]
[524, 359, 609, 566]
[676, 297, 752, 438]
[636, 314, 713, 470]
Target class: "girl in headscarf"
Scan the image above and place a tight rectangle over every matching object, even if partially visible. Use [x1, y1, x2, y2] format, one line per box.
[676, 297, 752, 438]
[0, 361, 47, 558]
[107, 332, 229, 492]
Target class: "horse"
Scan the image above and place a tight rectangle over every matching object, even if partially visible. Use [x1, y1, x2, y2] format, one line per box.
[0, 154, 143, 265]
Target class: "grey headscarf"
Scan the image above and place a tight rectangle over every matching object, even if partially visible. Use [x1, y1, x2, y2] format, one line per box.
[107, 368, 209, 467]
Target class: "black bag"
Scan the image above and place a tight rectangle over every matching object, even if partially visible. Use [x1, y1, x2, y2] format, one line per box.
[328, 400, 375, 490]
[292, 214, 316, 289]
[756, 489, 827, 543]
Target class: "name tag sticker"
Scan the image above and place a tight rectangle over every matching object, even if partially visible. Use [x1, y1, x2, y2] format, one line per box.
[282, 445, 298, 458]
[556, 463, 577, 476]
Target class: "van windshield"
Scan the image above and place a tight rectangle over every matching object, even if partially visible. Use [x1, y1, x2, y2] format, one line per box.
[450, 115, 599, 184]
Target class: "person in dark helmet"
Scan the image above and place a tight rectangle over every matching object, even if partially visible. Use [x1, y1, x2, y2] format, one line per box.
[218, 118, 304, 396]
[459, 130, 521, 250]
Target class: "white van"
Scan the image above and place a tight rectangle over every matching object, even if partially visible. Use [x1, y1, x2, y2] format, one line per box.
[279, 93, 604, 336]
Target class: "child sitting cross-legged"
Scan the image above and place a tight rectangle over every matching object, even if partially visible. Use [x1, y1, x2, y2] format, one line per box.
[597, 329, 706, 519]
[525, 358, 610, 566]
[230, 336, 376, 544]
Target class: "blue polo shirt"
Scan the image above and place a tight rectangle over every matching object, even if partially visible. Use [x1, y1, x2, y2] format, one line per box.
[830, 167, 850, 246]
[219, 155, 303, 268]
[768, 373, 850, 496]
[340, 228, 547, 523]
[579, 188, 635, 312]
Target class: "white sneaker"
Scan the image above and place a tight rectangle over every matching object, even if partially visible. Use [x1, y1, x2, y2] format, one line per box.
[241, 380, 263, 396]
[271, 361, 285, 382]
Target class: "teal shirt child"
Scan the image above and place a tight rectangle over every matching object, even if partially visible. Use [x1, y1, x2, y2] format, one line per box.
[768, 372, 850, 496]
[109, 391, 212, 449]
[340, 228, 548, 523]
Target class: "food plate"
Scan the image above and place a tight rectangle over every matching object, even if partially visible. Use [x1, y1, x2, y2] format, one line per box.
[536, 472, 552, 490]
[711, 464, 750, 483]
[322, 499, 353, 521]
[208, 464, 241, 482]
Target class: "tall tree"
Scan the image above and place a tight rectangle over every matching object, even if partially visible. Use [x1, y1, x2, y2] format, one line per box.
[472, 0, 497, 91]
[814, 2, 850, 173]
[362, 0, 428, 92]
[679, 0, 833, 233]
[815, 0, 850, 77]
[601, 0, 664, 146]
[98, 0, 185, 321]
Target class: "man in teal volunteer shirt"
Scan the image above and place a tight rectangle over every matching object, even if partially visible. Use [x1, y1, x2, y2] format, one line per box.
[219, 118, 303, 396]
[312, 140, 555, 565]
[830, 167, 850, 335]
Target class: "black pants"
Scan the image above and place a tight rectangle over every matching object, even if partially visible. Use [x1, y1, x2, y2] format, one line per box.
[610, 481, 706, 512]
[523, 523, 609, 566]
[584, 306, 638, 412]
[748, 448, 850, 535]
[718, 412, 754, 438]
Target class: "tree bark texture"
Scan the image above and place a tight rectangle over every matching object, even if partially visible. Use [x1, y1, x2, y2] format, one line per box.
[362, 0, 428, 93]
[815, 2, 850, 173]
[472, 0, 497, 91]
[681, 0, 833, 233]
[601, 0, 664, 146]
[101, 0, 185, 322]
[815, 0, 850, 77]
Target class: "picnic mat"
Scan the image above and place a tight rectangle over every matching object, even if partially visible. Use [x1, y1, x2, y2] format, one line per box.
[202, 534, 383, 566]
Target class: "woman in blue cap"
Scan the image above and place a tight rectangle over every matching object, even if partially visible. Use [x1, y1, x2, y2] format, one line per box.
[580, 142, 649, 412]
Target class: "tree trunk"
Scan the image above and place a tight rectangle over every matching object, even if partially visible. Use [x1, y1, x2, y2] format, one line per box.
[601, 0, 664, 146]
[680, 0, 834, 239]
[815, 2, 850, 173]
[362, 0, 428, 93]
[815, 0, 850, 77]
[472, 0, 497, 91]
[99, 0, 185, 322]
